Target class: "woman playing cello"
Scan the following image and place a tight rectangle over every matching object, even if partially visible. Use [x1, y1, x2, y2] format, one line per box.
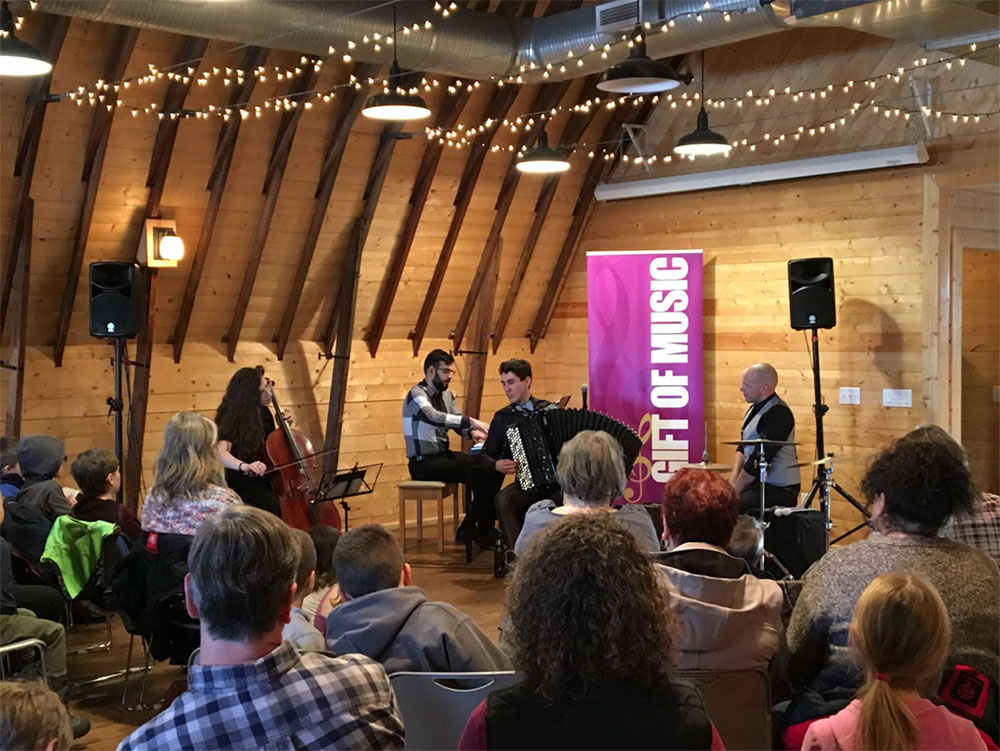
[215, 365, 286, 518]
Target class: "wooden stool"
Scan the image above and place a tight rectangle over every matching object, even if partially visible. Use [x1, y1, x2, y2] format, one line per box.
[397, 481, 457, 553]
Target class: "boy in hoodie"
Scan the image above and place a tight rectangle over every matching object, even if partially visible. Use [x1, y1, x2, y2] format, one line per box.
[326, 524, 511, 674]
[2, 436, 72, 566]
[69, 449, 142, 541]
[1, 437, 23, 500]
[282, 528, 325, 651]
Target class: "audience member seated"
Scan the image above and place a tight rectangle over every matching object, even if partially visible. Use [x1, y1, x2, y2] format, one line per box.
[514, 430, 659, 555]
[2, 436, 73, 567]
[802, 572, 988, 751]
[0, 680, 72, 751]
[282, 528, 325, 651]
[326, 524, 511, 673]
[69, 448, 141, 541]
[140, 412, 241, 538]
[1, 437, 23, 500]
[118, 506, 404, 751]
[786, 428, 999, 733]
[459, 515, 724, 750]
[656, 468, 787, 679]
[303, 524, 342, 632]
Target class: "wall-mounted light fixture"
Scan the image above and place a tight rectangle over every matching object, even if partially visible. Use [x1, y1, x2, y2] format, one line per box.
[137, 218, 185, 267]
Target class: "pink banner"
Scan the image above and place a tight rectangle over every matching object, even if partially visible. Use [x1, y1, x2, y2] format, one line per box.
[587, 250, 704, 505]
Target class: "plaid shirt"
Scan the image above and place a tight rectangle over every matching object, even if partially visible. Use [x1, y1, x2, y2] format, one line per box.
[402, 380, 470, 459]
[118, 642, 404, 751]
[945, 493, 1000, 568]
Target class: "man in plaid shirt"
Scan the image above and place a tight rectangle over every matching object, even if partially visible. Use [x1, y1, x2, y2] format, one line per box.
[403, 349, 494, 548]
[118, 506, 404, 751]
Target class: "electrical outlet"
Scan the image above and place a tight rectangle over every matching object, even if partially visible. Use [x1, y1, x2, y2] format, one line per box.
[839, 387, 861, 405]
[882, 388, 912, 408]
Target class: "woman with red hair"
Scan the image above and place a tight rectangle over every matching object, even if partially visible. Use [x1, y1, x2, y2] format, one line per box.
[658, 468, 787, 678]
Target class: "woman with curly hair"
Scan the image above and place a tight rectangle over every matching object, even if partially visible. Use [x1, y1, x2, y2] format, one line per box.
[459, 515, 723, 750]
[140, 412, 241, 537]
[214, 365, 285, 517]
[784, 426, 998, 743]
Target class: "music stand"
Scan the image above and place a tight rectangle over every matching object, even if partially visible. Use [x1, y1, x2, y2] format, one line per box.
[314, 463, 382, 531]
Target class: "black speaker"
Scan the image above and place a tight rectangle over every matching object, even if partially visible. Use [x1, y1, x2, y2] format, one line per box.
[750, 507, 827, 578]
[788, 257, 836, 330]
[89, 262, 138, 338]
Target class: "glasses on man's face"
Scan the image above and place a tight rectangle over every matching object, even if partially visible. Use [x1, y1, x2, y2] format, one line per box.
[437, 367, 456, 377]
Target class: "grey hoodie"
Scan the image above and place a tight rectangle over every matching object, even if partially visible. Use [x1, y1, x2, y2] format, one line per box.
[326, 585, 511, 675]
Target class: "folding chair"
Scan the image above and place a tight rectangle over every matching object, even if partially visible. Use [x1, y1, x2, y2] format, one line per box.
[674, 667, 771, 751]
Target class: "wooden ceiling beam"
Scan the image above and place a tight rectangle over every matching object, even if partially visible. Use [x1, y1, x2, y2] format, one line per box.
[362, 83, 474, 358]
[527, 102, 652, 352]
[321, 120, 407, 473]
[170, 45, 269, 363]
[224, 64, 320, 361]
[407, 83, 521, 356]
[452, 76, 597, 351]
[122, 36, 209, 508]
[4, 200, 32, 437]
[273, 62, 380, 360]
[52, 25, 139, 366]
[0, 14, 69, 331]
[490, 79, 602, 353]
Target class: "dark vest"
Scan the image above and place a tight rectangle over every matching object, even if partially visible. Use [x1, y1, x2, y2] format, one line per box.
[484, 677, 713, 750]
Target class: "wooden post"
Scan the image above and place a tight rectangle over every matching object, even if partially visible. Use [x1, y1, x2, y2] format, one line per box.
[4, 200, 32, 437]
[123, 268, 155, 510]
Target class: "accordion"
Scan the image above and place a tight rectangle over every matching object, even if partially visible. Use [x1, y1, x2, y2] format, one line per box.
[505, 408, 643, 492]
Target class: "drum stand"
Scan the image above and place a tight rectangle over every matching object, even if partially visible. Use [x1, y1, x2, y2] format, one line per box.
[752, 444, 795, 580]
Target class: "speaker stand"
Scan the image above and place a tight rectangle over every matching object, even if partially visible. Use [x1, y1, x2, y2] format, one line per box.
[800, 327, 869, 550]
[105, 337, 125, 504]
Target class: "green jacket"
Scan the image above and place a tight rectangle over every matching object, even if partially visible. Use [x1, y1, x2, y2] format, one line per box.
[41, 515, 115, 599]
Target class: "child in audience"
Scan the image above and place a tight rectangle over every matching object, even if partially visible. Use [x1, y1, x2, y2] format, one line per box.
[802, 572, 987, 750]
[302, 525, 341, 628]
[0, 680, 73, 751]
[1, 437, 23, 499]
[282, 528, 325, 651]
[70, 448, 142, 540]
[3, 436, 73, 566]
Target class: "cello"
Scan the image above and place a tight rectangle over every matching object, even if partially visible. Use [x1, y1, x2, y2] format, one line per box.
[264, 388, 342, 531]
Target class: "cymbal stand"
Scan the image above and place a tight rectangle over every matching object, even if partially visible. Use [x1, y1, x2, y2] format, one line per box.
[755, 443, 769, 566]
[801, 327, 869, 549]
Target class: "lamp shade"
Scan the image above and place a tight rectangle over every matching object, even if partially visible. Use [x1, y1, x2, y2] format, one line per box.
[597, 37, 679, 94]
[673, 106, 732, 157]
[158, 230, 184, 261]
[516, 129, 570, 174]
[362, 62, 430, 122]
[0, 34, 52, 77]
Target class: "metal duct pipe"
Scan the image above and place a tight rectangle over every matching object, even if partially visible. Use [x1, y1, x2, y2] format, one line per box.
[32, 0, 791, 81]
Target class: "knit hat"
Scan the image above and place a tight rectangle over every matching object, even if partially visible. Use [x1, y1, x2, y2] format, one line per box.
[16, 435, 65, 479]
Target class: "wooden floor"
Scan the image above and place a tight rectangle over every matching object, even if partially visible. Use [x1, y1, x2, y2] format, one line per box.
[65, 537, 506, 750]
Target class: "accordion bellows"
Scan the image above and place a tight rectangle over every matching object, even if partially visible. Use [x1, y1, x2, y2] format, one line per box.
[505, 408, 643, 492]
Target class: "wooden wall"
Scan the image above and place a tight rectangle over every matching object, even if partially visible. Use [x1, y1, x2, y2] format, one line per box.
[561, 136, 999, 539]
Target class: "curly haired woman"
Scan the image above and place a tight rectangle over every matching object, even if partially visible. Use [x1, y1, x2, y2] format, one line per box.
[459, 514, 724, 750]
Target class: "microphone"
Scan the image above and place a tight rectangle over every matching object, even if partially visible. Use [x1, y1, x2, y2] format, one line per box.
[581, 384, 589, 410]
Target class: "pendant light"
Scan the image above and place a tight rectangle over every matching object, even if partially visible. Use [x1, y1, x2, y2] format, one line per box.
[597, 26, 679, 94]
[674, 51, 731, 157]
[361, 2, 431, 122]
[0, 1, 52, 77]
[515, 127, 570, 174]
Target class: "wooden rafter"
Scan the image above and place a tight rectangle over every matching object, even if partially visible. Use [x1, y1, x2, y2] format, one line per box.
[224, 64, 320, 361]
[527, 103, 650, 352]
[273, 62, 379, 360]
[451, 77, 589, 351]
[122, 36, 207, 508]
[491, 82, 603, 353]
[170, 45, 269, 363]
[50, 26, 139, 365]
[362, 83, 474, 357]
[462, 237, 501, 425]
[321, 121, 407, 473]
[4, 200, 32, 437]
[407, 84, 521, 356]
[0, 15, 69, 330]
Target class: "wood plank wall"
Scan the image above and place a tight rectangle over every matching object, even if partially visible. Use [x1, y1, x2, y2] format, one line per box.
[961, 247, 999, 494]
[557, 142, 999, 539]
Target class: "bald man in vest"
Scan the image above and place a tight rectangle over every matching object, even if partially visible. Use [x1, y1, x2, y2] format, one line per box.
[729, 363, 800, 514]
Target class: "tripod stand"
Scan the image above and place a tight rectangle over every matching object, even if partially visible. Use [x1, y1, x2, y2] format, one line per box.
[801, 327, 869, 548]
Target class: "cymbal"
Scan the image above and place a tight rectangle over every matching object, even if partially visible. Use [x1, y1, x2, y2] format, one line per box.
[791, 455, 857, 468]
[680, 461, 731, 473]
[722, 438, 800, 446]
